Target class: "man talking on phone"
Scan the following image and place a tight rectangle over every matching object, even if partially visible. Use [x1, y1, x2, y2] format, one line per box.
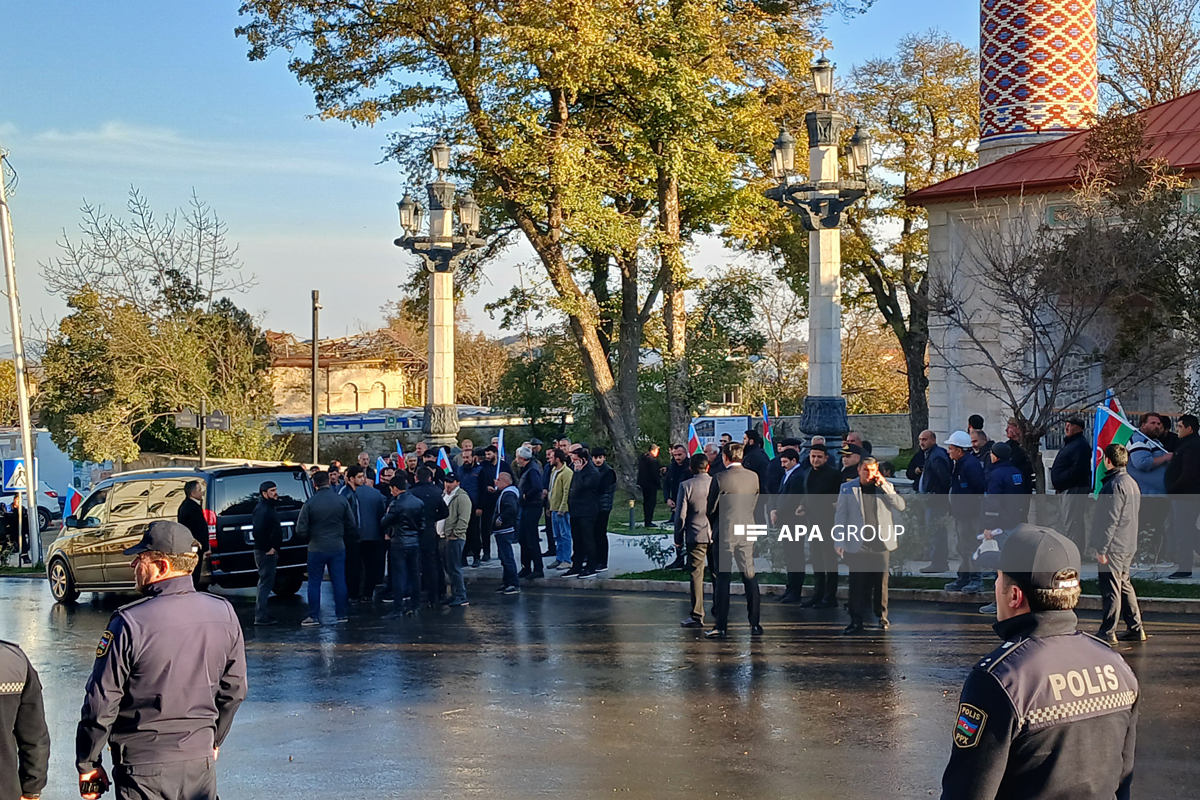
[76, 521, 246, 800]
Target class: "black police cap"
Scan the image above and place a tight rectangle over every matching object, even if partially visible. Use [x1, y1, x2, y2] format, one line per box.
[997, 524, 1081, 590]
[124, 520, 200, 556]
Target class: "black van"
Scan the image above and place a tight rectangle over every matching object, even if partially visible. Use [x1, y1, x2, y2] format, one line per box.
[46, 464, 311, 603]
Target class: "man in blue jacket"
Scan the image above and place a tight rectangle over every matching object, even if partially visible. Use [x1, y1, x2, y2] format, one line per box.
[946, 431, 986, 594]
[909, 429, 954, 573]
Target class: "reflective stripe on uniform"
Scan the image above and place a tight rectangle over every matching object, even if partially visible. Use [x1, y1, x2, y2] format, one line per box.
[1022, 690, 1137, 728]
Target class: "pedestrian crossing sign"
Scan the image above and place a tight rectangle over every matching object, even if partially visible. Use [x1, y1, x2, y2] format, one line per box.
[3, 458, 28, 491]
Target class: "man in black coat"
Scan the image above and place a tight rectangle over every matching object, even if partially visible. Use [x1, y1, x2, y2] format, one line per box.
[662, 444, 692, 568]
[478, 445, 511, 562]
[565, 448, 602, 577]
[771, 447, 807, 603]
[251, 481, 283, 626]
[801, 444, 843, 608]
[1165, 413, 1200, 578]
[0, 639, 49, 800]
[382, 475, 426, 614]
[1091, 444, 1145, 644]
[592, 448, 617, 572]
[515, 447, 545, 578]
[411, 467, 449, 607]
[177, 480, 209, 588]
[637, 445, 663, 527]
[1050, 416, 1092, 552]
[1004, 418, 1036, 523]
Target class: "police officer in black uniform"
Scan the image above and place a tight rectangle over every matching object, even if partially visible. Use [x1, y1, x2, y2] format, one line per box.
[940, 524, 1138, 799]
[76, 521, 247, 800]
[1, 639, 49, 800]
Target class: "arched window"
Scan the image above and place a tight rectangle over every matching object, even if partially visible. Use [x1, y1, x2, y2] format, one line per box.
[370, 382, 387, 409]
[340, 383, 360, 412]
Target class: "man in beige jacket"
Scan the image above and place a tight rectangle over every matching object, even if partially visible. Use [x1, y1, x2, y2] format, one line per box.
[443, 473, 473, 607]
[547, 448, 574, 570]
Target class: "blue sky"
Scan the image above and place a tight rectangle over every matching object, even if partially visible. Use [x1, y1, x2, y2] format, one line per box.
[0, 1, 976, 341]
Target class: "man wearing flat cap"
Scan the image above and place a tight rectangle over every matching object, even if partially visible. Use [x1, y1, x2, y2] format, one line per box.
[77, 520, 247, 800]
[940, 525, 1138, 800]
[1050, 415, 1093, 552]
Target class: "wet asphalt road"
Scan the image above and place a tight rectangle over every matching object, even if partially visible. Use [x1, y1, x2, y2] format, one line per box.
[2, 577, 1198, 799]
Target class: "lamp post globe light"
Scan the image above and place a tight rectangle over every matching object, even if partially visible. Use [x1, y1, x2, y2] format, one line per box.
[394, 139, 486, 447]
[765, 56, 872, 446]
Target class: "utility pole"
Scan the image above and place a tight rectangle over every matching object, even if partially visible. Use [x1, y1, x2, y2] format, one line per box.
[311, 290, 320, 465]
[0, 148, 40, 562]
[198, 398, 207, 468]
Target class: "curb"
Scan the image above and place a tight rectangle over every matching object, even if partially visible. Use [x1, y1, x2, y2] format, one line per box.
[460, 572, 1200, 614]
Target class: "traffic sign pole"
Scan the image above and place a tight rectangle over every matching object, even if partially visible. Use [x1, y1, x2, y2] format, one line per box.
[1, 148, 39, 562]
[199, 398, 207, 468]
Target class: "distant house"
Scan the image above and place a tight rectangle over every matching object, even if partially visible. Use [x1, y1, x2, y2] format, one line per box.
[268, 330, 427, 415]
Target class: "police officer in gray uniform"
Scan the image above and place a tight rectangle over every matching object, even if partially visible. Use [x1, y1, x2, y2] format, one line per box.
[76, 521, 247, 800]
[0, 639, 49, 800]
[941, 525, 1138, 800]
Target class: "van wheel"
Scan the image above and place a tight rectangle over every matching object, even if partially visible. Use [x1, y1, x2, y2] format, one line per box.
[273, 576, 303, 597]
[49, 559, 79, 604]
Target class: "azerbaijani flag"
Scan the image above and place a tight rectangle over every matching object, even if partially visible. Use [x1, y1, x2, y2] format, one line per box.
[437, 447, 454, 473]
[65, 486, 84, 516]
[1093, 405, 1136, 495]
[376, 456, 388, 475]
[761, 402, 776, 460]
[1105, 389, 1128, 422]
[497, 428, 506, 464]
[687, 420, 702, 456]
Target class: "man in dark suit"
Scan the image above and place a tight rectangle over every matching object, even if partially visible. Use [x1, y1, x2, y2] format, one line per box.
[771, 447, 807, 603]
[676, 454, 714, 629]
[637, 445, 663, 527]
[801, 444, 843, 608]
[177, 480, 208, 588]
[705, 443, 762, 639]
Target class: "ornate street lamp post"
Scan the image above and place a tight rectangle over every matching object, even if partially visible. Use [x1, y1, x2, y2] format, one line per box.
[394, 140, 485, 447]
[765, 57, 873, 446]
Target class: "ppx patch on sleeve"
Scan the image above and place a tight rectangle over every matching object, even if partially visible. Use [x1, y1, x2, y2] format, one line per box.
[96, 630, 115, 659]
[954, 703, 987, 748]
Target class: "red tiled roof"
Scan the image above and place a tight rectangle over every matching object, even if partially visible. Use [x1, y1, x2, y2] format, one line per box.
[907, 90, 1200, 206]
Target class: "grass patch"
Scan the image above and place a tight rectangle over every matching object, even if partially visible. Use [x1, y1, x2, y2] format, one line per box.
[0, 565, 43, 576]
[612, 570, 1200, 599]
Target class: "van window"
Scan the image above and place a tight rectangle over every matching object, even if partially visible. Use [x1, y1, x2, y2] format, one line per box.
[77, 488, 110, 525]
[146, 480, 191, 518]
[108, 481, 150, 521]
[212, 471, 309, 516]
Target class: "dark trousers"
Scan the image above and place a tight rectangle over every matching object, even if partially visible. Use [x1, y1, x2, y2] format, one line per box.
[519, 507, 543, 574]
[784, 535, 806, 596]
[641, 488, 657, 526]
[479, 504, 495, 559]
[464, 511, 483, 562]
[543, 499, 555, 555]
[848, 550, 889, 625]
[420, 539, 445, 605]
[1139, 495, 1169, 563]
[389, 542, 421, 610]
[926, 501, 951, 568]
[495, 531, 519, 587]
[686, 542, 709, 620]
[1172, 497, 1200, 572]
[253, 550, 277, 623]
[712, 541, 760, 629]
[809, 533, 838, 603]
[114, 756, 216, 800]
[955, 514, 981, 583]
[594, 510, 611, 568]
[1098, 569, 1143, 636]
[571, 514, 595, 572]
[345, 536, 362, 600]
[360, 540, 387, 599]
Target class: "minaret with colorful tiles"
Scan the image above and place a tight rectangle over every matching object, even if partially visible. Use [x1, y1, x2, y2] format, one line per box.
[978, 0, 1098, 165]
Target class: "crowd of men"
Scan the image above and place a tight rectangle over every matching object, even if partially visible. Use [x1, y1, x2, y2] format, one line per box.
[255, 436, 618, 625]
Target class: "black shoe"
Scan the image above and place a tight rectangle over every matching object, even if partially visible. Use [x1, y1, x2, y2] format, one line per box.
[704, 628, 728, 639]
[1167, 571, 1193, 580]
[815, 599, 839, 609]
[255, 618, 279, 626]
[666, 557, 687, 570]
[481, 556, 491, 563]
[561, 568, 581, 578]
[778, 592, 801, 604]
[877, 619, 890, 630]
[470, 558, 480, 568]
[751, 624, 764, 636]
[920, 564, 950, 574]
[681, 617, 704, 629]
[518, 568, 533, 579]
[530, 571, 545, 579]
[542, 550, 556, 558]
[1117, 629, 1147, 642]
[843, 623, 865, 635]
[441, 597, 454, 605]
[495, 585, 511, 593]
[798, 597, 818, 608]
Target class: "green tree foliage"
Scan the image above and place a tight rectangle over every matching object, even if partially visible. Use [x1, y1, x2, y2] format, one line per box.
[38, 190, 283, 463]
[236, 0, 831, 487]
